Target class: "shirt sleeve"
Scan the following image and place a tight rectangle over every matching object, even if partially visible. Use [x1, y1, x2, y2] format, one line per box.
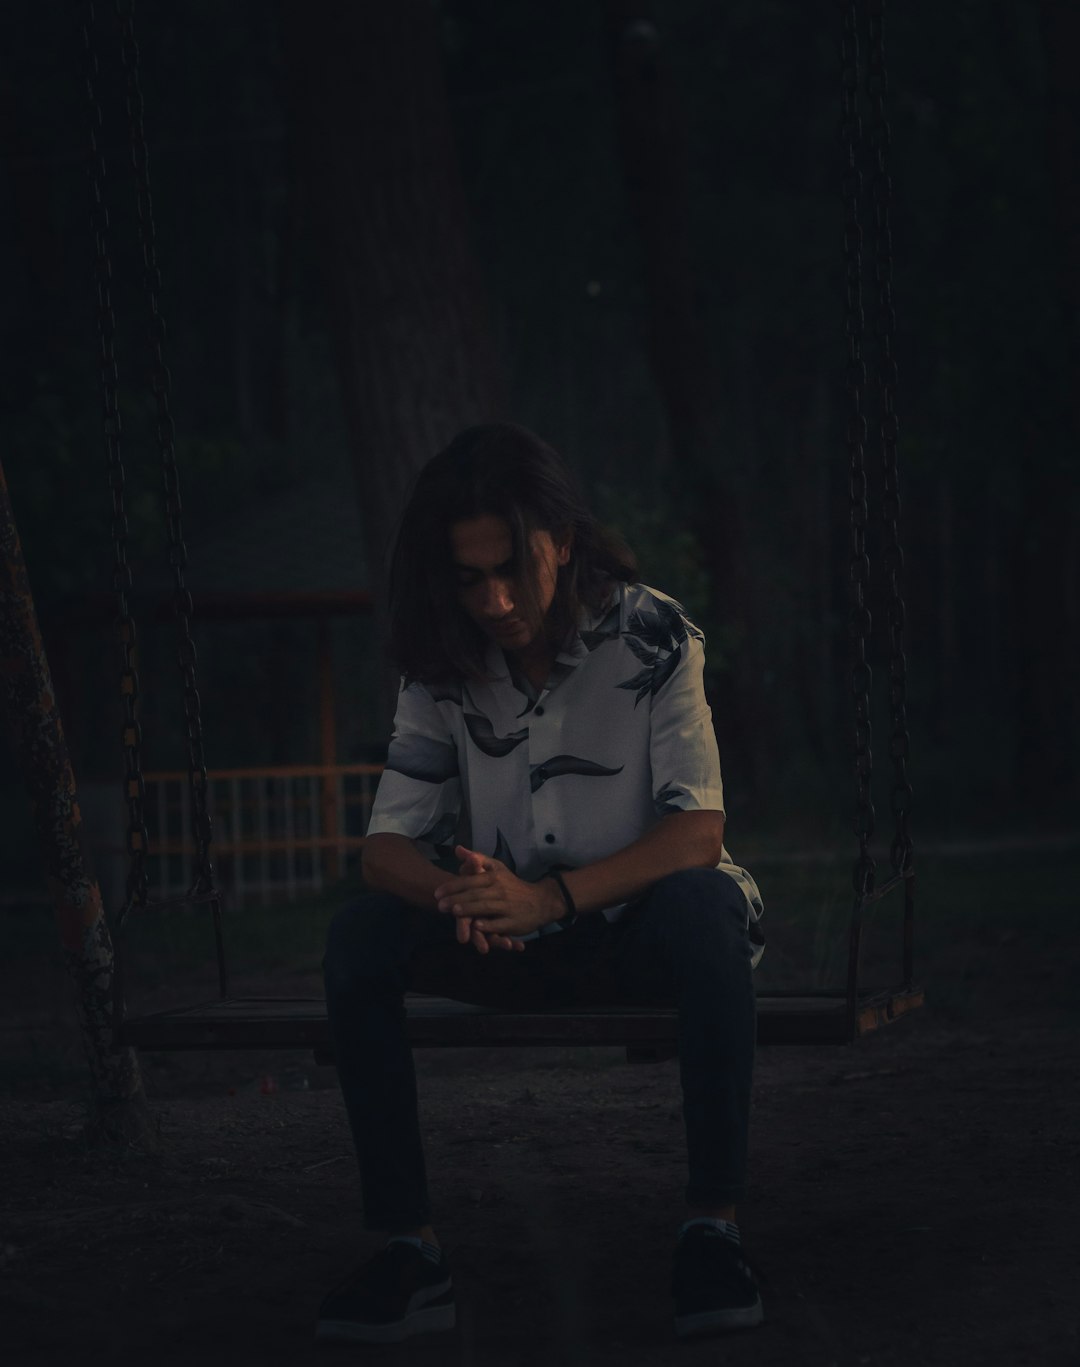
[648, 631, 725, 818]
[366, 681, 463, 855]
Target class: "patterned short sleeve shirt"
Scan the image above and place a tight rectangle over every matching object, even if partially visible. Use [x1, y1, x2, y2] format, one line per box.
[367, 582, 765, 964]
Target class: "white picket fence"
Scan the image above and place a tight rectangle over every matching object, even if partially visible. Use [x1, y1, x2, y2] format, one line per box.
[141, 763, 384, 908]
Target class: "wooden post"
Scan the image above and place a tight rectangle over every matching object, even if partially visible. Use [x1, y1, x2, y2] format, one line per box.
[284, 0, 507, 736]
[0, 459, 156, 1149]
[317, 615, 339, 880]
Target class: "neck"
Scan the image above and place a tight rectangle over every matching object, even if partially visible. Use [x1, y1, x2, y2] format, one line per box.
[510, 639, 552, 691]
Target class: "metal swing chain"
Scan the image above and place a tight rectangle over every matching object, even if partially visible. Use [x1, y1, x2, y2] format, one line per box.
[83, 2, 150, 923]
[841, 0, 876, 900]
[114, 0, 217, 902]
[865, 1, 913, 877]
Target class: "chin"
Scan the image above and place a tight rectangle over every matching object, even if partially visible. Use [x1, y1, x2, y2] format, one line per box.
[495, 624, 533, 646]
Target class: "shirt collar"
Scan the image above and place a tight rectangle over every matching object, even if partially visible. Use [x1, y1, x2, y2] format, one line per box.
[481, 584, 623, 699]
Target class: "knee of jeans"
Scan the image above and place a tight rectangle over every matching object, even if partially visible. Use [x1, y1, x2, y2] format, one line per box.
[323, 893, 408, 997]
[645, 868, 749, 944]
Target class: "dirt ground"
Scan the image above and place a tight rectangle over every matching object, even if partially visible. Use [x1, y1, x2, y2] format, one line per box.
[2, 932, 1079, 1367]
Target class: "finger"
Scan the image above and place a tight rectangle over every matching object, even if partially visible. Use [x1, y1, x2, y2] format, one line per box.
[444, 892, 500, 915]
[455, 844, 499, 873]
[473, 917, 513, 936]
[456, 844, 484, 874]
[434, 873, 490, 901]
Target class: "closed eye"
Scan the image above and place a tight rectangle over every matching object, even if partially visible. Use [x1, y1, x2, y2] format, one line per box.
[454, 558, 516, 586]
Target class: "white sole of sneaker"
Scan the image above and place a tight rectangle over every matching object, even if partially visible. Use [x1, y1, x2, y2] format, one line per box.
[675, 1299, 765, 1337]
[316, 1298, 456, 1344]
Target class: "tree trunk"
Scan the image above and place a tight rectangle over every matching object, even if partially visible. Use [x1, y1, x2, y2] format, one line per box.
[1014, 2, 1080, 802]
[1044, 0, 1080, 758]
[604, 3, 767, 804]
[283, 1, 506, 728]
[934, 475, 956, 748]
[1040, 0, 1080, 443]
[983, 475, 1009, 806]
[0, 460, 157, 1150]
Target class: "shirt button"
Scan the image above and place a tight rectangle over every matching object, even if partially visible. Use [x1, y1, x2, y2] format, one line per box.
[544, 833, 556, 844]
[534, 705, 545, 717]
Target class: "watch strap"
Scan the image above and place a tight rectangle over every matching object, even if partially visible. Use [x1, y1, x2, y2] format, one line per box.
[547, 869, 577, 927]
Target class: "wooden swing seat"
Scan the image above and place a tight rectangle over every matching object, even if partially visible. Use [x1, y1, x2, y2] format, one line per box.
[114, 983, 925, 1057]
[113, 870, 923, 1057]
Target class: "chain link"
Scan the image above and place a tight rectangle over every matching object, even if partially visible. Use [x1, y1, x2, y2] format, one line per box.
[84, 2, 149, 920]
[866, 0, 913, 875]
[114, 0, 216, 896]
[841, 0, 876, 899]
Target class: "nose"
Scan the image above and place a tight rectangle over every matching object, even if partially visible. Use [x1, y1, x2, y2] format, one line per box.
[480, 577, 514, 619]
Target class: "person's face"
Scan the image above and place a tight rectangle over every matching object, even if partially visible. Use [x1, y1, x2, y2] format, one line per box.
[449, 513, 571, 653]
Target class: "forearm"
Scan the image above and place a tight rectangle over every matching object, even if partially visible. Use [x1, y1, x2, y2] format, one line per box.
[361, 832, 444, 909]
[560, 810, 725, 916]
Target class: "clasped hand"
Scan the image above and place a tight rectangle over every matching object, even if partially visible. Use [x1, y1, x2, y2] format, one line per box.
[433, 845, 560, 954]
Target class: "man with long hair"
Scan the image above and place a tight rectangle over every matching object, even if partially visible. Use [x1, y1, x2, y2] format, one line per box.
[318, 423, 765, 1345]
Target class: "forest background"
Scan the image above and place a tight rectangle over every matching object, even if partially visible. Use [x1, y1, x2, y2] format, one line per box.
[2, 0, 1078, 907]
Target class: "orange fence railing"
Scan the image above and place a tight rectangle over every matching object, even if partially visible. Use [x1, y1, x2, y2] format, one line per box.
[142, 763, 385, 908]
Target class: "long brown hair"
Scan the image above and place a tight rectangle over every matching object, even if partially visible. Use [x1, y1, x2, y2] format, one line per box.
[388, 423, 637, 684]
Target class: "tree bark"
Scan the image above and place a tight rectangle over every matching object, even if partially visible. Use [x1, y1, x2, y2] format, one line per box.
[934, 475, 955, 748]
[604, 3, 767, 803]
[1040, 0, 1080, 442]
[1013, 2, 1080, 801]
[0, 460, 157, 1150]
[283, 1, 507, 727]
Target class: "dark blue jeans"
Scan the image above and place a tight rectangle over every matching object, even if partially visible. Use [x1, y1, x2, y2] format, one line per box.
[322, 867, 756, 1230]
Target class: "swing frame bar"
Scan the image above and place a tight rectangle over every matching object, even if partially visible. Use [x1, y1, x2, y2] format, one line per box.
[91, 0, 922, 1060]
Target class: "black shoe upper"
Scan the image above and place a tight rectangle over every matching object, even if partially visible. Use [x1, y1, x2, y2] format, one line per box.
[671, 1227, 761, 1314]
[320, 1242, 451, 1326]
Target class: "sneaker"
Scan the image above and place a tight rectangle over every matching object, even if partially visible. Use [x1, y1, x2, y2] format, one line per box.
[316, 1240, 455, 1344]
[671, 1224, 764, 1338]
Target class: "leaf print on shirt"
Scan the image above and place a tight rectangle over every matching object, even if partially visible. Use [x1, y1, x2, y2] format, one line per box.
[653, 783, 689, 816]
[652, 595, 694, 645]
[616, 665, 659, 706]
[625, 634, 658, 667]
[580, 601, 621, 652]
[618, 593, 692, 706]
[649, 643, 682, 696]
[493, 828, 518, 873]
[530, 755, 625, 793]
[417, 810, 459, 862]
[626, 595, 698, 657]
[616, 640, 683, 706]
[464, 712, 529, 758]
[426, 680, 463, 706]
[386, 735, 459, 784]
[626, 607, 678, 654]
